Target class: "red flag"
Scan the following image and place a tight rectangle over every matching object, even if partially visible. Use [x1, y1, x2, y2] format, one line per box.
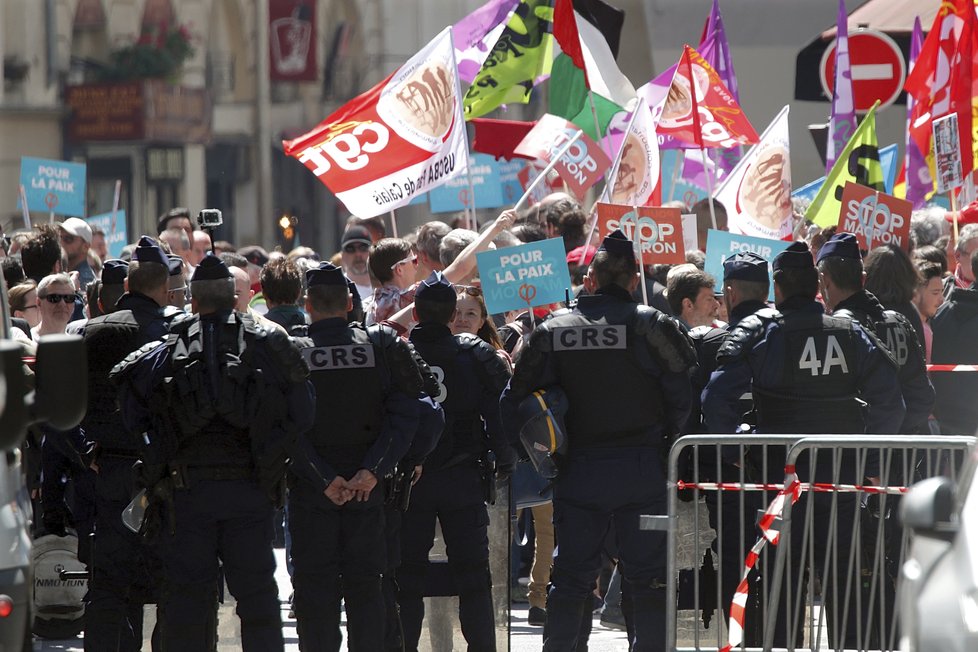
[471, 118, 536, 160]
[653, 45, 758, 150]
[553, 0, 588, 80]
[905, 0, 978, 174]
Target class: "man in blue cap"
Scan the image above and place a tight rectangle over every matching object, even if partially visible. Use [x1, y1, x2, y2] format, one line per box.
[702, 241, 905, 648]
[287, 261, 426, 650]
[112, 253, 315, 650]
[76, 236, 172, 650]
[399, 271, 518, 652]
[816, 232, 934, 434]
[501, 230, 696, 652]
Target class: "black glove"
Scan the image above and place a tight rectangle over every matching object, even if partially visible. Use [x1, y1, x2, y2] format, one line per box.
[140, 476, 176, 541]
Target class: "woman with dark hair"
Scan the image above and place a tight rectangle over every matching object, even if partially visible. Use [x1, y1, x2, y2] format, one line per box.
[864, 244, 926, 349]
[451, 285, 507, 355]
[914, 260, 945, 362]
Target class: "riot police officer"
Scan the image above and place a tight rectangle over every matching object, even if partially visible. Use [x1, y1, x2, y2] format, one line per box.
[501, 230, 696, 652]
[80, 237, 172, 650]
[289, 262, 425, 651]
[701, 241, 905, 648]
[113, 254, 314, 651]
[399, 272, 517, 652]
[816, 232, 934, 433]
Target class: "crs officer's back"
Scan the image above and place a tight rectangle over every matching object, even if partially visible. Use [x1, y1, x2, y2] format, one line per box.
[816, 233, 934, 434]
[112, 254, 314, 651]
[288, 262, 424, 651]
[399, 273, 516, 652]
[80, 237, 173, 651]
[501, 230, 695, 652]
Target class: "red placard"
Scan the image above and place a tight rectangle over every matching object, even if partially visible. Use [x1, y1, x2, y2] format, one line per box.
[514, 114, 611, 200]
[596, 203, 685, 264]
[836, 182, 912, 251]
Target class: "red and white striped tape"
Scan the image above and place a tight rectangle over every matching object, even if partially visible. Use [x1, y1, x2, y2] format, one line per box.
[926, 364, 978, 372]
[677, 479, 908, 495]
[721, 465, 801, 652]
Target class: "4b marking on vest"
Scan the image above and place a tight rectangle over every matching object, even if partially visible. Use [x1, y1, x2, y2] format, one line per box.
[553, 325, 627, 351]
[302, 344, 376, 370]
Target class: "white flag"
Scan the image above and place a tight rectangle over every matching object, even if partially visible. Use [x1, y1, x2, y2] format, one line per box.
[606, 98, 660, 207]
[714, 105, 792, 239]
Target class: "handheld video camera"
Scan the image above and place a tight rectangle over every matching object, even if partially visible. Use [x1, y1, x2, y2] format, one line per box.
[197, 208, 223, 229]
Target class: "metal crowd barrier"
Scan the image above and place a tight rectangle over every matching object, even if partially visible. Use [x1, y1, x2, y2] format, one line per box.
[663, 434, 975, 652]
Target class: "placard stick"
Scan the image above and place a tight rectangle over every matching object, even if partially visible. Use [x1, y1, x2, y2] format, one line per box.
[631, 207, 649, 306]
[951, 191, 960, 242]
[701, 147, 718, 231]
[390, 210, 398, 238]
[513, 131, 584, 212]
[18, 185, 31, 230]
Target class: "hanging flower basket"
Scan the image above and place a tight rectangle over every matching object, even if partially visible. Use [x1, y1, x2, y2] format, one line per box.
[99, 23, 195, 82]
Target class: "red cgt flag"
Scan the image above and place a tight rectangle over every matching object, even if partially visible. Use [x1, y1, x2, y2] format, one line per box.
[652, 45, 758, 150]
[905, 0, 978, 175]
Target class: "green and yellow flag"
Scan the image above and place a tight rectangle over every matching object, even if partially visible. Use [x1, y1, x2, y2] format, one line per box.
[463, 0, 554, 119]
[806, 100, 885, 228]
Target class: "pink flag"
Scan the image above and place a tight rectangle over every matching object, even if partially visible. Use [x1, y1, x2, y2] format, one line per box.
[826, 0, 857, 172]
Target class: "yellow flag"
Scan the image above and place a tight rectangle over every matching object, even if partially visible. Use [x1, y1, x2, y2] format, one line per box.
[806, 101, 884, 228]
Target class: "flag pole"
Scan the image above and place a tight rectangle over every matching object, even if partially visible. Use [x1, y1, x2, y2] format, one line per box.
[449, 25, 479, 232]
[463, 145, 479, 231]
[685, 45, 718, 231]
[390, 210, 398, 238]
[588, 90, 614, 162]
[702, 147, 718, 230]
[632, 206, 649, 306]
[18, 185, 31, 230]
[514, 130, 584, 212]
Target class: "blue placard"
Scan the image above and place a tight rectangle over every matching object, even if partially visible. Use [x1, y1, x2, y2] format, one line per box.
[476, 238, 572, 315]
[19, 157, 87, 216]
[704, 229, 790, 302]
[660, 150, 709, 210]
[429, 153, 505, 213]
[407, 192, 428, 206]
[879, 144, 898, 195]
[499, 159, 525, 205]
[85, 210, 128, 260]
[792, 176, 825, 203]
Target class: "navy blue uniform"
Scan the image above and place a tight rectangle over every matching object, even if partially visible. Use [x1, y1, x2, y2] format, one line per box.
[80, 291, 170, 651]
[701, 296, 904, 648]
[114, 311, 314, 652]
[931, 285, 978, 434]
[400, 323, 515, 652]
[290, 318, 423, 651]
[501, 285, 695, 652]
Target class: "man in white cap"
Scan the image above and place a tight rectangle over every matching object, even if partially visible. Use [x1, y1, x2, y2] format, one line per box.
[58, 217, 95, 287]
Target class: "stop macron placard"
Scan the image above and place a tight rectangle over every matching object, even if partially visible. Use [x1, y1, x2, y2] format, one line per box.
[836, 181, 912, 251]
[595, 203, 686, 265]
[514, 114, 611, 201]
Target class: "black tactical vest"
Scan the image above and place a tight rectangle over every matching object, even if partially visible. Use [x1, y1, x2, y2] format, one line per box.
[754, 311, 864, 434]
[549, 306, 664, 447]
[298, 324, 388, 451]
[409, 332, 487, 469]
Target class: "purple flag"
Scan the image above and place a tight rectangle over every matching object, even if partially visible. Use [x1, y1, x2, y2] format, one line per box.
[826, 0, 857, 172]
[452, 0, 519, 84]
[905, 17, 932, 209]
[684, 0, 742, 186]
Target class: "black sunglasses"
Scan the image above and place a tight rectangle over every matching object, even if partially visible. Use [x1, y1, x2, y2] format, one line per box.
[41, 293, 77, 304]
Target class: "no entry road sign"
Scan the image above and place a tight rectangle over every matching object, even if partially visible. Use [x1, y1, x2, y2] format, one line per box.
[820, 28, 906, 113]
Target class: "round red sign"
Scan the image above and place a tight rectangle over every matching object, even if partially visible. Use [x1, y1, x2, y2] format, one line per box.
[820, 28, 907, 113]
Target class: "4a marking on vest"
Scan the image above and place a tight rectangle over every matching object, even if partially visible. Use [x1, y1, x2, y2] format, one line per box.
[553, 325, 627, 351]
[303, 344, 375, 370]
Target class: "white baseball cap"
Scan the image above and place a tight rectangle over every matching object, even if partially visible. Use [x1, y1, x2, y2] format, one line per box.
[59, 217, 93, 244]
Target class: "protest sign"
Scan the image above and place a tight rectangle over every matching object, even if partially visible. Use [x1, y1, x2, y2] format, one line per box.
[595, 203, 685, 265]
[704, 229, 789, 301]
[836, 182, 912, 251]
[681, 213, 698, 253]
[85, 210, 128, 259]
[514, 114, 611, 200]
[933, 113, 964, 194]
[283, 28, 466, 218]
[499, 159, 524, 204]
[476, 238, 572, 315]
[429, 153, 504, 213]
[517, 162, 563, 207]
[19, 157, 87, 216]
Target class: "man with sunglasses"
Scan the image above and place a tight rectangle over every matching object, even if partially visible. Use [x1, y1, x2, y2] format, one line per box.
[340, 226, 373, 302]
[364, 237, 419, 325]
[57, 217, 95, 288]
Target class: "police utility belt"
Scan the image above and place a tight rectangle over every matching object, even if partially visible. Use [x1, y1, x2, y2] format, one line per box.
[167, 463, 256, 488]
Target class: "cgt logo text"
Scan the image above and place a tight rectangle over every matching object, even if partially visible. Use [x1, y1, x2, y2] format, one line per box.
[552, 129, 599, 186]
[843, 196, 906, 246]
[298, 121, 390, 176]
[607, 212, 677, 255]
